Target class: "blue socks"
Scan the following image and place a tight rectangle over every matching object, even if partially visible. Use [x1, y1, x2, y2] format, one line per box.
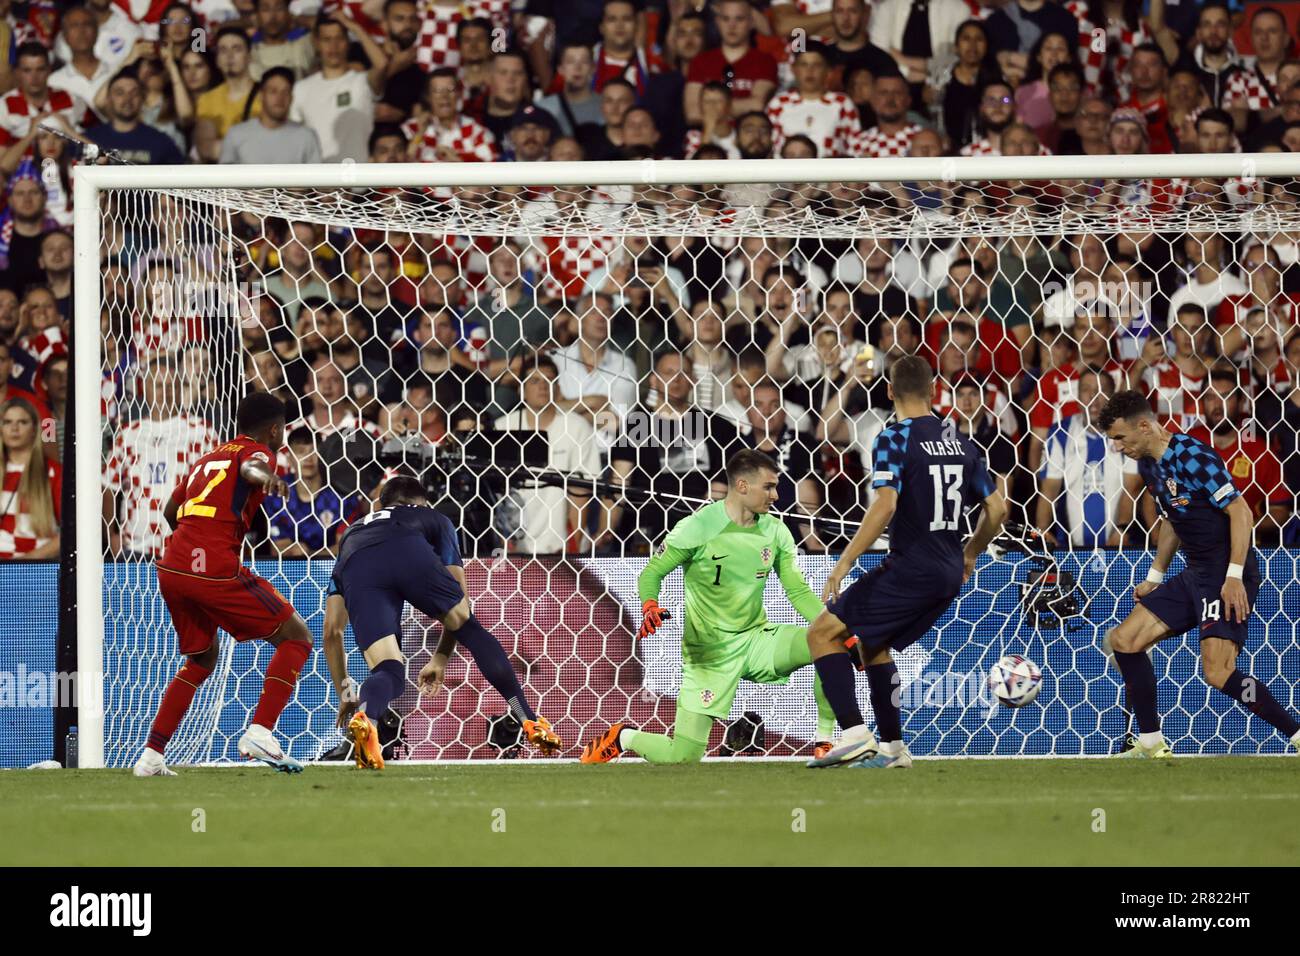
[866, 661, 902, 742]
[453, 614, 536, 723]
[1219, 669, 1300, 738]
[359, 658, 404, 722]
[814, 653, 863, 729]
[1114, 650, 1161, 735]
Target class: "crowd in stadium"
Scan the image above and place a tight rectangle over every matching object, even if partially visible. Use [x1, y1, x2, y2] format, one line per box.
[3, 0, 1300, 559]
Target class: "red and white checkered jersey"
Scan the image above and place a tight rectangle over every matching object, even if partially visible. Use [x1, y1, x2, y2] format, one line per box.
[1223, 64, 1278, 113]
[1065, 1, 1149, 102]
[766, 90, 862, 157]
[412, 113, 497, 163]
[320, 0, 388, 41]
[540, 233, 618, 300]
[1141, 361, 1207, 433]
[0, 88, 88, 141]
[415, 0, 512, 73]
[683, 127, 740, 159]
[103, 415, 220, 556]
[0, 459, 62, 559]
[1030, 360, 1125, 431]
[850, 122, 923, 158]
[770, 0, 833, 12]
[129, 309, 205, 360]
[959, 136, 1053, 157]
[1215, 293, 1300, 331]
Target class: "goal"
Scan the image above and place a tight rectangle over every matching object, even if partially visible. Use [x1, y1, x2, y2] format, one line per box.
[73, 153, 1300, 768]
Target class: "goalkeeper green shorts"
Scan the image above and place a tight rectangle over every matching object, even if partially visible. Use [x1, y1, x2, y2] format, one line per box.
[678, 622, 807, 719]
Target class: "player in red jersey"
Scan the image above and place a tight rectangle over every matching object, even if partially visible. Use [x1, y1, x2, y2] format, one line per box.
[134, 393, 314, 776]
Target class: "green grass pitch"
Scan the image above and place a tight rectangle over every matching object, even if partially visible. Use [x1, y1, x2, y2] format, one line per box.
[6, 758, 1297, 866]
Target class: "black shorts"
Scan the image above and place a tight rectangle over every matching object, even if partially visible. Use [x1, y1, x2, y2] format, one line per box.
[1138, 563, 1261, 647]
[825, 558, 961, 653]
[333, 542, 464, 651]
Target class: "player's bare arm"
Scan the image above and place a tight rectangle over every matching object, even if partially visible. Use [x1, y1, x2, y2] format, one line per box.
[822, 487, 896, 603]
[162, 493, 180, 532]
[961, 488, 1008, 584]
[322, 593, 358, 728]
[1135, 518, 1181, 601]
[417, 564, 467, 697]
[240, 456, 288, 498]
[1222, 496, 1253, 623]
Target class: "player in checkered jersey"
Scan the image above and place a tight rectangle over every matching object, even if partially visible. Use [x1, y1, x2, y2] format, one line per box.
[1100, 389, 1300, 759]
[766, 42, 861, 157]
[407, 67, 498, 163]
[849, 72, 924, 158]
[0, 43, 89, 148]
[103, 356, 220, 560]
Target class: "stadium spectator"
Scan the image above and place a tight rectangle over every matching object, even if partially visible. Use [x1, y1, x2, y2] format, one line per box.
[0, 340, 51, 428]
[249, 0, 317, 81]
[1013, 30, 1075, 132]
[579, 75, 635, 160]
[592, 0, 665, 93]
[86, 69, 186, 165]
[1037, 369, 1140, 547]
[37, 229, 72, 322]
[368, 123, 408, 162]
[1167, 231, 1248, 321]
[37, 352, 67, 461]
[549, 290, 638, 434]
[928, 258, 1025, 386]
[666, 10, 707, 75]
[264, 426, 353, 557]
[374, 0, 421, 124]
[1036, 61, 1085, 152]
[1130, 302, 1215, 433]
[52, 0, 142, 70]
[220, 66, 321, 164]
[938, 18, 999, 150]
[0, 162, 61, 295]
[262, 223, 332, 324]
[824, 0, 896, 83]
[48, 5, 115, 118]
[621, 106, 663, 157]
[537, 42, 602, 139]
[727, 376, 823, 549]
[0, 397, 61, 560]
[385, 307, 490, 411]
[949, 374, 1018, 497]
[478, 50, 531, 145]
[684, 0, 776, 125]
[193, 27, 262, 162]
[607, 349, 736, 550]
[1028, 309, 1123, 472]
[506, 103, 559, 162]
[102, 357, 218, 559]
[1172, 1, 1242, 109]
[960, 79, 1016, 156]
[1216, 242, 1300, 357]
[493, 354, 599, 556]
[411, 68, 497, 163]
[290, 15, 387, 163]
[868, 0, 969, 87]
[671, 299, 734, 412]
[852, 71, 923, 157]
[766, 42, 861, 157]
[684, 81, 737, 157]
[1224, 5, 1291, 136]
[286, 353, 384, 482]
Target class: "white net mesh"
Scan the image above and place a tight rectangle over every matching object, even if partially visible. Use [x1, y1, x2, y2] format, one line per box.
[94, 163, 1300, 763]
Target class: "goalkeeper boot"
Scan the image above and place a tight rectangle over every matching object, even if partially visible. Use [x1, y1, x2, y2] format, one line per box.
[580, 722, 626, 764]
[348, 711, 385, 770]
[523, 715, 561, 755]
[850, 742, 912, 770]
[132, 748, 178, 777]
[806, 725, 880, 768]
[238, 724, 304, 773]
[1113, 736, 1173, 760]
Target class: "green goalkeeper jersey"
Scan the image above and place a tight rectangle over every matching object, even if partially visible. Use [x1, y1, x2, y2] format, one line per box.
[638, 501, 824, 664]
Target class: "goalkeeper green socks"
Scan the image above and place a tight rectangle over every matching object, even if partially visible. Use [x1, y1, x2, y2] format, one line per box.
[623, 706, 712, 763]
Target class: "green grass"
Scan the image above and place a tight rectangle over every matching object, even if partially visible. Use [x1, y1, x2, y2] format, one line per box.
[5, 758, 1297, 866]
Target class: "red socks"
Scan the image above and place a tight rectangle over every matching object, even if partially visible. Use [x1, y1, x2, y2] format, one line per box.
[147, 659, 213, 755]
[251, 639, 311, 730]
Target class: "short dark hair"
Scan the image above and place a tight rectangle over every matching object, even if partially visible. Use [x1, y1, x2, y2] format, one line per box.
[379, 475, 427, 507]
[236, 391, 286, 433]
[1195, 107, 1233, 133]
[369, 123, 407, 153]
[215, 25, 251, 48]
[260, 66, 296, 89]
[1047, 62, 1085, 87]
[518, 353, 558, 380]
[15, 41, 50, 64]
[1131, 42, 1168, 67]
[456, 16, 491, 38]
[889, 354, 934, 400]
[1209, 360, 1241, 388]
[726, 449, 779, 486]
[1096, 389, 1154, 432]
[287, 426, 314, 446]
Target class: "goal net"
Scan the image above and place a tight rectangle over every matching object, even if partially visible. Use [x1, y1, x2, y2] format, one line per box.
[76, 155, 1300, 766]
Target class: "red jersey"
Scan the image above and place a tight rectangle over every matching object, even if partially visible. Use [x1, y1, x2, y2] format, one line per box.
[688, 47, 777, 100]
[1029, 360, 1125, 431]
[158, 435, 275, 579]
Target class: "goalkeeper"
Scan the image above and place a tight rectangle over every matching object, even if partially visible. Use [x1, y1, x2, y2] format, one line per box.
[580, 450, 838, 764]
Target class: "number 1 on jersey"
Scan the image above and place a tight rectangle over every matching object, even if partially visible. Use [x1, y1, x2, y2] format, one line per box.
[929, 464, 963, 531]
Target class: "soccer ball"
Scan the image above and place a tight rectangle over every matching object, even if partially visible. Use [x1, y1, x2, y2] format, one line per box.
[988, 654, 1043, 708]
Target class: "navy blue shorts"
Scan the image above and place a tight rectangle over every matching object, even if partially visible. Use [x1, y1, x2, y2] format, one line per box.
[826, 558, 960, 653]
[1138, 563, 1261, 647]
[333, 542, 465, 652]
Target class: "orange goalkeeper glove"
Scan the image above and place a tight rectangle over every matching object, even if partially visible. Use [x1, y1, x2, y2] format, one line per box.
[638, 599, 664, 640]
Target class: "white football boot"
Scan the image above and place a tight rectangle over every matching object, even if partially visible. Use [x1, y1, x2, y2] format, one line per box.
[238, 724, 304, 773]
[806, 725, 880, 768]
[133, 748, 178, 777]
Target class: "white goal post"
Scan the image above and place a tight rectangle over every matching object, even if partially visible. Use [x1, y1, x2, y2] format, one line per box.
[73, 153, 1300, 769]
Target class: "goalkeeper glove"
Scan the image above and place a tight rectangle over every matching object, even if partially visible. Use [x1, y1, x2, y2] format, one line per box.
[638, 599, 664, 640]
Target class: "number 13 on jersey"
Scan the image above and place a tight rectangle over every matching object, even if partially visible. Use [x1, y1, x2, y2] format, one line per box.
[929, 464, 963, 531]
